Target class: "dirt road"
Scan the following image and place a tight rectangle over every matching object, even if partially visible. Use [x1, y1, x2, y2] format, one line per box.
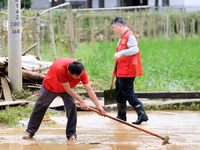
[0, 110, 200, 150]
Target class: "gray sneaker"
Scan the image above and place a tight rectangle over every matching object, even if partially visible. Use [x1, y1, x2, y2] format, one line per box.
[22, 131, 35, 139]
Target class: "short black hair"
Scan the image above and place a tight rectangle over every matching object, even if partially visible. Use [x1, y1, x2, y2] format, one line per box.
[111, 17, 127, 27]
[68, 61, 85, 75]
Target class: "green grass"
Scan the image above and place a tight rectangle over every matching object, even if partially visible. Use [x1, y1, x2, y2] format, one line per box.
[0, 106, 56, 127]
[39, 38, 200, 91]
[139, 38, 200, 91]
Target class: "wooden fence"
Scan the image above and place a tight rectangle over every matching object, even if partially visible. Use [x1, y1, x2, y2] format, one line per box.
[0, 5, 200, 58]
[74, 8, 200, 43]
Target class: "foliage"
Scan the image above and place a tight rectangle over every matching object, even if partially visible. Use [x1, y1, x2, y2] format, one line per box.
[65, 38, 200, 91]
[11, 89, 31, 99]
[144, 102, 200, 111]
[0, 0, 32, 9]
[0, 105, 56, 127]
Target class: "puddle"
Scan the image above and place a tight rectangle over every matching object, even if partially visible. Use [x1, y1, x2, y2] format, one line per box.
[0, 110, 200, 150]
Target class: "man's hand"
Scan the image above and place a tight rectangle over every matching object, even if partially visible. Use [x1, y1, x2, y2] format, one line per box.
[96, 106, 105, 116]
[80, 100, 88, 110]
[114, 51, 122, 60]
[112, 69, 116, 76]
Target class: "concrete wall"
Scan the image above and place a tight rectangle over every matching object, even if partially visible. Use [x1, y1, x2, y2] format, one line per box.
[105, 0, 119, 8]
[31, 0, 50, 10]
[184, 0, 200, 6]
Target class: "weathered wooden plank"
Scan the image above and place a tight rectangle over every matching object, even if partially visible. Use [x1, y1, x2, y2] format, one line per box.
[135, 91, 200, 99]
[78, 91, 200, 99]
[1, 77, 13, 101]
[0, 100, 30, 107]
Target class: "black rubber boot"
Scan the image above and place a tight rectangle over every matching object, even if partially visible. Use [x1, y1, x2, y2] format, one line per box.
[132, 102, 148, 125]
[116, 103, 127, 121]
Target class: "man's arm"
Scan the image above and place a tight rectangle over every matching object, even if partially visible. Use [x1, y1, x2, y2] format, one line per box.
[62, 82, 88, 110]
[83, 83, 105, 114]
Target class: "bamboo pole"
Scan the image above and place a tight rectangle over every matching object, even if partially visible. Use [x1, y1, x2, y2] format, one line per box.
[134, 9, 137, 36]
[73, 5, 150, 12]
[104, 19, 108, 41]
[66, 6, 74, 58]
[65, 19, 72, 58]
[22, 43, 37, 56]
[35, 12, 40, 58]
[198, 19, 200, 38]
[56, 10, 63, 56]
[76, 19, 80, 42]
[91, 18, 95, 45]
[139, 8, 142, 38]
[69, 9, 75, 45]
[141, 11, 144, 39]
[191, 19, 195, 39]
[40, 3, 70, 15]
[153, 14, 156, 39]
[176, 19, 179, 39]
[48, 11, 56, 58]
[166, 12, 169, 39]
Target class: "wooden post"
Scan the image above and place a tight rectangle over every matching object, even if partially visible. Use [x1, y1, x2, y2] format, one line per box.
[180, 8, 185, 39]
[56, 11, 63, 56]
[69, 9, 75, 45]
[104, 18, 108, 41]
[166, 12, 169, 39]
[1, 77, 13, 101]
[76, 18, 80, 42]
[176, 19, 179, 39]
[153, 14, 156, 39]
[134, 9, 137, 36]
[91, 18, 95, 45]
[22, 43, 37, 56]
[41, 23, 45, 41]
[139, 8, 142, 38]
[198, 19, 200, 38]
[48, 11, 56, 58]
[66, 6, 74, 58]
[191, 19, 195, 39]
[35, 12, 40, 58]
[141, 11, 144, 39]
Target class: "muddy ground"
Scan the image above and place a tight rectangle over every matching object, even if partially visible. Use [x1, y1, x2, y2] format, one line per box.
[0, 110, 200, 150]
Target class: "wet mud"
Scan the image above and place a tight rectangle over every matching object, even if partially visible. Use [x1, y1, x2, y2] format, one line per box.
[0, 110, 200, 150]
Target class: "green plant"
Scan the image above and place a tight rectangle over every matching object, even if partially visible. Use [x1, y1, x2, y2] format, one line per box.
[0, 105, 56, 127]
[11, 89, 31, 99]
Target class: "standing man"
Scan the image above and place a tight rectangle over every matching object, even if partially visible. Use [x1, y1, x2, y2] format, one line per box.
[111, 17, 148, 125]
[22, 58, 105, 141]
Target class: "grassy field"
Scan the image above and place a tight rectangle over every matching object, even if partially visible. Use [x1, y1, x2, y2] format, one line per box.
[70, 38, 199, 91]
[1, 38, 199, 126]
[40, 38, 200, 91]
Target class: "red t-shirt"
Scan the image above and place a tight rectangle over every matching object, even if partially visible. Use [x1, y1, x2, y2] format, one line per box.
[43, 58, 89, 93]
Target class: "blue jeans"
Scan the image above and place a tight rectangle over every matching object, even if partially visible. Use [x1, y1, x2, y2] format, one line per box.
[115, 77, 140, 106]
[26, 85, 77, 139]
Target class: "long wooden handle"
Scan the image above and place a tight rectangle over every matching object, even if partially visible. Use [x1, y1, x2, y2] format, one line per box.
[76, 102, 170, 144]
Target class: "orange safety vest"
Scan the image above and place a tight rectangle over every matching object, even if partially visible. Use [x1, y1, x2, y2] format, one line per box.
[116, 29, 143, 78]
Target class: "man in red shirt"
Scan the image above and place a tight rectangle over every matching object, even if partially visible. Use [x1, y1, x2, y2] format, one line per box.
[22, 58, 105, 141]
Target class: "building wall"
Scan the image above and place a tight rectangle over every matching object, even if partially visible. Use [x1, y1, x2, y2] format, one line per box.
[90, 0, 200, 11]
[92, 0, 98, 8]
[170, 0, 184, 6]
[105, 0, 119, 8]
[31, 0, 50, 10]
[184, 0, 200, 6]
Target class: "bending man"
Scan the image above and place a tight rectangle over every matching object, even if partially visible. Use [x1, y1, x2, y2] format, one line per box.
[23, 58, 105, 141]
